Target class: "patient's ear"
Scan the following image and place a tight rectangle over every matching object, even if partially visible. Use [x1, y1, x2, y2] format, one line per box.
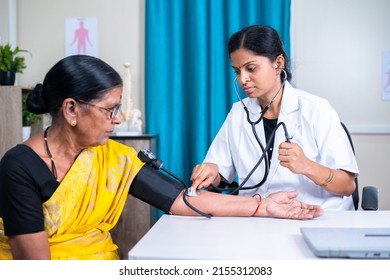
[62, 98, 78, 123]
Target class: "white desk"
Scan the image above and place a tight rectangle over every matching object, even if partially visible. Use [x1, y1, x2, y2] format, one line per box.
[128, 211, 390, 260]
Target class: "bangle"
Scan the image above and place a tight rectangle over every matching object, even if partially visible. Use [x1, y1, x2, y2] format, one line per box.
[318, 168, 335, 187]
[251, 194, 262, 216]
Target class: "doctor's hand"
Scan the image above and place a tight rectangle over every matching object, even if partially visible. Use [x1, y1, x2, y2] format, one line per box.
[278, 142, 311, 175]
[190, 163, 221, 191]
[256, 190, 323, 219]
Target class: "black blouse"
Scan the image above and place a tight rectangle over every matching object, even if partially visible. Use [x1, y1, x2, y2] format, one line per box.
[263, 117, 278, 161]
[0, 144, 59, 235]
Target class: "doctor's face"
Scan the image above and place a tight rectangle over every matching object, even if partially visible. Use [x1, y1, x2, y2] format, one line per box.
[230, 48, 281, 102]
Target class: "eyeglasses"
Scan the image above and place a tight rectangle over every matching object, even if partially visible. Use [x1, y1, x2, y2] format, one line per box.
[75, 99, 122, 119]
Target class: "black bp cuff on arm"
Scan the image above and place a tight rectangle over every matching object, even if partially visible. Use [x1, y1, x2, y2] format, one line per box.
[129, 164, 185, 213]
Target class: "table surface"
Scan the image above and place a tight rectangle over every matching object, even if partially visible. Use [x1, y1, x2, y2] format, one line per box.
[128, 211, 390, 260]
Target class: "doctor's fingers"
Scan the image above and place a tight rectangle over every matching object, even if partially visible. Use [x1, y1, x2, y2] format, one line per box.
[190, 164, 202, 181]
[191, 164, 211, 181]
[191, 163, 218, 179]
[190, 173, 215, 190]
[279, 159, 303, 174]
[278, 141, 293, 149]
[193, 171, 221, 190]
[190, 165, 210, 187]
[278, 142, 303, 155]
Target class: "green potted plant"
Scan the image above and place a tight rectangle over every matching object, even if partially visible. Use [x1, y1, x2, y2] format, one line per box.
[22, 95, 41, 141]
[0, 43, 29, 85]
[22, 95, 41, 126]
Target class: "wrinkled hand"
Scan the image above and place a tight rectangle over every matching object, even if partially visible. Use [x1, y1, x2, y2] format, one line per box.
[190, 163, 221, 190]
[259, 190, 323, 219]
[278, 142, 311, 174]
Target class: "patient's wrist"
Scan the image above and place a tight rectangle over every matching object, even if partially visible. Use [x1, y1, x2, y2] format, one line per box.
[254, 196, 268, 217]
[250, 194, 262, 216]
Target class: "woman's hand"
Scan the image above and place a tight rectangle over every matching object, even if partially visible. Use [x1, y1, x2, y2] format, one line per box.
[190, 162, 221, 190]
[278, 142, 356, 196]
[278, 142, 311, 174]
[256, 190, 323, 219]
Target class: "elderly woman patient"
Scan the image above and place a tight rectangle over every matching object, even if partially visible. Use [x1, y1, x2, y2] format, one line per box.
[0, 55, 322, 260]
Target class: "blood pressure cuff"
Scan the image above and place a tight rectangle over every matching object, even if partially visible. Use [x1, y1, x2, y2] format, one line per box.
[129, 164, 185, 213]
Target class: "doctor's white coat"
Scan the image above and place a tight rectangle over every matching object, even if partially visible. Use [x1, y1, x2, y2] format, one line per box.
[204, 81, 359, 210]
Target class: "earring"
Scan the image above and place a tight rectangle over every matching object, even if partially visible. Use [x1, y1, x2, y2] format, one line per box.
[274, 64, 278, 68]
[70, 120, 77, 127]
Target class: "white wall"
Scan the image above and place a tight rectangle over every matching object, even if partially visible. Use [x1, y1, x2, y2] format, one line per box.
[292, 0, 390, 209]
[292, 0, 390, 127]
[0, 0, 9, 44]
[14, 0, 145, 118]
[0, 0, 16, 45]
[3, 0, 389, 209]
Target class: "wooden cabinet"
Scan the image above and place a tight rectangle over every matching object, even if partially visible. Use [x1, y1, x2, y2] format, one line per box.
[0, 86, 22, 158]
[109, 134, 158, 259]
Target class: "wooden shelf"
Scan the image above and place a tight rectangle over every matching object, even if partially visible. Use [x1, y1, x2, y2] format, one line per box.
[0, 86, 22, 158]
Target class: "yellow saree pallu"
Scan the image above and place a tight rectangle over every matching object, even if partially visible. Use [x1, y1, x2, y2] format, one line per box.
[0, 140, 144, 260]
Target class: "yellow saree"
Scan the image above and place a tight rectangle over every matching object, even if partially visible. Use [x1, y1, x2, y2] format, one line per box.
[0, 140, 144, 260]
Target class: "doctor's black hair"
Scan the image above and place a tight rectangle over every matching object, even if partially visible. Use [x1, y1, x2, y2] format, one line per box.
[227, 25, 292, 81]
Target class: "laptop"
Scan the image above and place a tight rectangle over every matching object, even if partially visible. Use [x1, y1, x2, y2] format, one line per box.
[300, 227, 390, 259]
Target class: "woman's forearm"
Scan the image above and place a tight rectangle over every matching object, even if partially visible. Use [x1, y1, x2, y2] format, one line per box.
[170, 189, 323, 219]
[8, 231, 51, 260]
[303, 160, 356, 196]
[170, 190, 258, 217]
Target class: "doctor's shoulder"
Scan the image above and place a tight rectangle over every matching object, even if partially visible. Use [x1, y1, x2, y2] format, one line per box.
[293, 88, 336, 113]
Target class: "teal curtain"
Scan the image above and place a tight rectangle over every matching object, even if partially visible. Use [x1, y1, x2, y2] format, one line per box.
[145, 0, 290, 215]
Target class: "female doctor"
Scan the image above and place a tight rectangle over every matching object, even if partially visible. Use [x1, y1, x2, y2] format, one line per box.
[190, 25, 359, 210]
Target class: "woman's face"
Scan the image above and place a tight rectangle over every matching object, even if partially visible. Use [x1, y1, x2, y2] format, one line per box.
[230, 48, 281, 102]
[77, 86, 123, 146]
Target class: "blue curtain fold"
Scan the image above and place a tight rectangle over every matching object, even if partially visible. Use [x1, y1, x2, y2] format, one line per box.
[145, 0, 290, 205]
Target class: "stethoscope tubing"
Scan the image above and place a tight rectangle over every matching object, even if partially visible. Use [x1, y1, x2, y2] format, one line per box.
[210, 71, 289, 194]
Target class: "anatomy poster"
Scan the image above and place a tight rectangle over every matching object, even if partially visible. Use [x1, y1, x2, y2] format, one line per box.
[65, 17, 98, 57]
[382, 51, 390, 100]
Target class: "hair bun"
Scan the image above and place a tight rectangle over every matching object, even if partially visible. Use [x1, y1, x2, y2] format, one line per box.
[26, 83, 49, 114]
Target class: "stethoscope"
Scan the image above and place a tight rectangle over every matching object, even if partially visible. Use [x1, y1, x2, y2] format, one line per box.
[210, 69, 291, 195]
[234, 70, 287, 126]
[140, 70, 290, 218]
